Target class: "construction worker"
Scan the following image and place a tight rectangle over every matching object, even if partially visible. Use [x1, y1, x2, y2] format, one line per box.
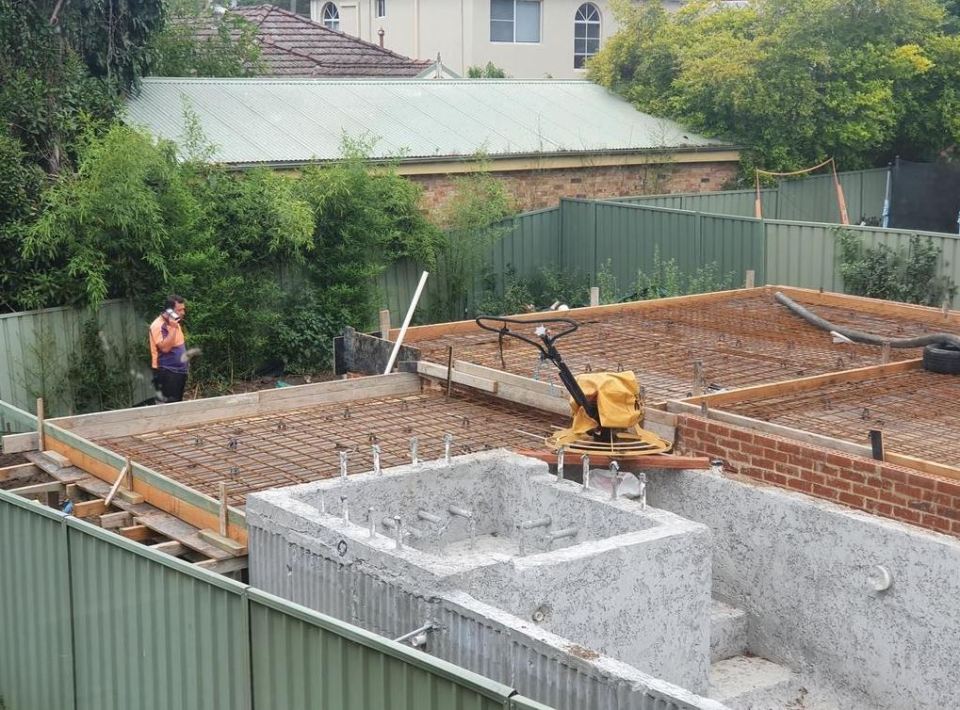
[149, 295, 188, 403]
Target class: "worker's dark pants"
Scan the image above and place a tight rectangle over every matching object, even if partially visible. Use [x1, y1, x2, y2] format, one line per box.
[154, 369, 187, 403]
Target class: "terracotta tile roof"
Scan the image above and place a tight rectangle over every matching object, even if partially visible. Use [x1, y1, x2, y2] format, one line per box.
[194, 4, 432, 78]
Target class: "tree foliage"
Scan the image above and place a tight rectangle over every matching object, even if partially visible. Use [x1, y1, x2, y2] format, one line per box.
[149, 2, 262, 77]
[13, 124, 443, 385]
[590, 0, 960, 173]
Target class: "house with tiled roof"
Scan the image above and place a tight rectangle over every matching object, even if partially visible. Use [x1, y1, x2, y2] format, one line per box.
[192, 4, 455, 78]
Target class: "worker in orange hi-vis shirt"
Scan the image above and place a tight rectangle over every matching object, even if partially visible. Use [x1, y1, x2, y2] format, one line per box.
[149, 295, 189, 403]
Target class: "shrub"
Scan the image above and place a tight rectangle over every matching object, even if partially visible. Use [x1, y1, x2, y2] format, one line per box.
[837, 230, 957, 306]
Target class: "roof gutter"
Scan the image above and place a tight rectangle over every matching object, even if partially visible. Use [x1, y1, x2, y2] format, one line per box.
[219, 145, 742, 172]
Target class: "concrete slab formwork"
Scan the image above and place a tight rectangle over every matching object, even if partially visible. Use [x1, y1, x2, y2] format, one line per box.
[247, 451, 718, 708]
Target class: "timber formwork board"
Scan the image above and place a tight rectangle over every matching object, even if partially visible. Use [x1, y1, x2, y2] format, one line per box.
[401, 287, 958, 402]
[96, 387, 566, 507]
[693, 366, 960, 469]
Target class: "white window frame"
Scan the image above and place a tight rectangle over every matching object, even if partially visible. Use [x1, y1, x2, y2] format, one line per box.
[321, 2, 340, 30]
[490, 0, 541, 44]
[376, 0, 386, 18]
[574, 3, 601, 69]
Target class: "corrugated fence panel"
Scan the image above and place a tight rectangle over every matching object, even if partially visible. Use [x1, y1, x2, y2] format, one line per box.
[0, 399, 36, 434]
[248, 588, 513, 710]
[614, 194, 686, 209]
[0, 491, 75, 710]
[594, 203, 700, 290]
[686, 189, 772, 218]
[612, 190, 778, 219]
[699, 214, 766, 285]
[560, 200, 599, 279]
[765, 220, 960, 306]
[379, 208, 561, 326]
[764, 221, 842, 292]
[855, 168, 889, 223]
[0, 300, 151, 416]
[775, 169, 888, 224]
[68, 521, 252, 710]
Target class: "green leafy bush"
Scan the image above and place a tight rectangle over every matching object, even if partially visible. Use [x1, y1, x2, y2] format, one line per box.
[837, 230, 957, 305]
[273, 287, 354, 374]
[632, 249, 734, 300]
[66, 318, 140, 413]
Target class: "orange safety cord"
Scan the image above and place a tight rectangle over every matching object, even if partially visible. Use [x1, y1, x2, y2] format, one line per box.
[754, 157, 850, 224]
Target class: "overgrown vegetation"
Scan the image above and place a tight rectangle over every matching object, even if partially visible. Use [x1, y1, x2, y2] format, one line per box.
[475, 254, 735, 315]
[476, 267, 591, 315]
[837, 230, 957, 306]
[467, 62, 507, 78]
[429, 164, 515, 321]
[590, 0, 960, 174]
[149, 1, 263, 77]
[66, 318, 141, 413]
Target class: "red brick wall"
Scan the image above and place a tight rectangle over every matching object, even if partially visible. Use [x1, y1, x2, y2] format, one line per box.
[676, 414, 960, 538]
[409, 161, 739, 214]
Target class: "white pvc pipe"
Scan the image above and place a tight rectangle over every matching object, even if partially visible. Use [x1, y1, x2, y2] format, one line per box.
[383, 271, 429, 375]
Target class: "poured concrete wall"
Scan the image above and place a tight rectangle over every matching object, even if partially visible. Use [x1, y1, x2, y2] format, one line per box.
[648, 469, 960, 710]
[247, 451, 712, 694]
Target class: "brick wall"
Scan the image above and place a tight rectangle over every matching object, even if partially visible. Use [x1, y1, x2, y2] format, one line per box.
[409, 161, 739, 214]
[676, 414, 960, 538]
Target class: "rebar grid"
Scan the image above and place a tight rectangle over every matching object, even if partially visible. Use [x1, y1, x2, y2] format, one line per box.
[98, 387, 566, 507]
[413, 293, 940, 401]
[719, 369, 960, 466]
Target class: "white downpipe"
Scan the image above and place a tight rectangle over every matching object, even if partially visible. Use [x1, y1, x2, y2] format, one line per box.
[383, 270, 429, 375]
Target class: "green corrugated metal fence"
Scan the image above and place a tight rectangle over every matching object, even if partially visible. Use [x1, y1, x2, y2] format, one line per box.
[377, 207, 562, 325]
[0, 300, 153, 417]
[561, 200, 765, 289]
[0, 488, 551, 710]
[614, 168, 888, 224]
[764, 219, 960, 305]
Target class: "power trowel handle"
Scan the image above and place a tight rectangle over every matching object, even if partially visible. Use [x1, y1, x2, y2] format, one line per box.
[474, 315, 579, 357]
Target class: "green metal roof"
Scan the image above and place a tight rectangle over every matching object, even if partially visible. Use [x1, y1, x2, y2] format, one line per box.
[125, 78, 733, 167]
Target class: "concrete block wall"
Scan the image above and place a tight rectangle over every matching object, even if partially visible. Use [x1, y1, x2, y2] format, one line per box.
[646, 468, 960, 710]
[676, 414, 960, 538]
[410, 162, 739, 214]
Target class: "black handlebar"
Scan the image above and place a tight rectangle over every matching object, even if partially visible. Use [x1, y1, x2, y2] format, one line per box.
[475, 315, 598, 424]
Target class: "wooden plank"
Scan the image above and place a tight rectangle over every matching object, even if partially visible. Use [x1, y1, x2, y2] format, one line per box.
[0, 463, 41, 482]
[515, 448, 711, 470]
[451, 361, 567, 399]
[1, 432, 38, 454]
[74, 500, 107, 518]
[56, 373, 422, 439]
[774, 286, 960, 327]
[682, 359, 922, 408]
[36, 397, 45, 450]
[884, 452, 960, 482]
[416, 361, 498, 394]
[666, 401, 874, 458]
[32, 452, 233, 560]
[150, 541, 187, 556]
[99, 512, 133, 529]
[194, 556, 248, 575]
[43, 428, 248, 545]
[8, 481, 63, 497]
[399, 287, 765, 343]
[41, 450, 71, 470]
[118, 525, 150, 542]
[104, 457, 130, 508]
[197, 529, 247, 556]
[218, 482, 228, 537]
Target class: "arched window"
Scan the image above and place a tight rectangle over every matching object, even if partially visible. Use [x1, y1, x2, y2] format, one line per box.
[321, 2, 340, 31]
[574, 3, 600, 69]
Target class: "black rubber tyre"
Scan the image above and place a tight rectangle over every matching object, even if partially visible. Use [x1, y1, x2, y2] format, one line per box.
[922, 343, 960, 375]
